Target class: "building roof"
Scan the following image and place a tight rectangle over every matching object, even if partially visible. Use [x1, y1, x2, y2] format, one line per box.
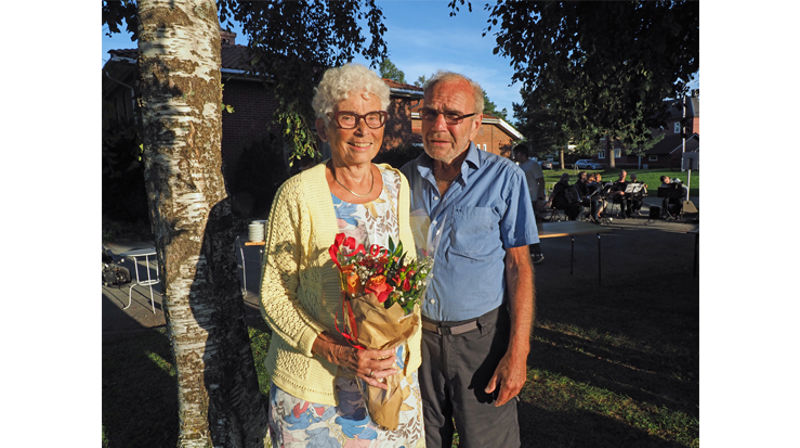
[647, 133, 699, 155]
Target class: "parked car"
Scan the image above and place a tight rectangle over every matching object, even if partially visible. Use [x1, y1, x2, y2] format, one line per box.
[539, 160, 553, 170]
[574, 159, 604, 170]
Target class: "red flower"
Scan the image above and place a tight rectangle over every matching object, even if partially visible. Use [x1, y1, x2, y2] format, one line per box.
[365, 275, 394, 303]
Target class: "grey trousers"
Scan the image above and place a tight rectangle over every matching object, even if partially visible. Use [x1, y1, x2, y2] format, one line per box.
[418, 307, 521, 448]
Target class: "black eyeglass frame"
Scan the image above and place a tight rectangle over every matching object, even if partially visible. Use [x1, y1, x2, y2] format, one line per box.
[330, 110, 389, 129]
[419, 108, 478, 125]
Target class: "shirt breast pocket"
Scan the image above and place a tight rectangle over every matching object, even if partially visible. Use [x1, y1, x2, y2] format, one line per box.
[449, 207, 500, 258]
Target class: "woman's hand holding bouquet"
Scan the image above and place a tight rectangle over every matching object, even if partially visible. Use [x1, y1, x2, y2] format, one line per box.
[329, 233, 432, 429]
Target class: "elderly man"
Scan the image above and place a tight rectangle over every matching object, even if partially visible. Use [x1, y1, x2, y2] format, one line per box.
[401, 72, 537, 448]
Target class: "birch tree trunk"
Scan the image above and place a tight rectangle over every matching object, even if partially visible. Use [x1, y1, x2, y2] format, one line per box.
[136, 1, 268, 446]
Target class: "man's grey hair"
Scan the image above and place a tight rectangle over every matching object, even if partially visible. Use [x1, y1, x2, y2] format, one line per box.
[423, 71, 485, 114]
[312, 63, 391, 125]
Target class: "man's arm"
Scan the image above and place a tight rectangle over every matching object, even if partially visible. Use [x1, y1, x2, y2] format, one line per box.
[485, 244, 535, 407]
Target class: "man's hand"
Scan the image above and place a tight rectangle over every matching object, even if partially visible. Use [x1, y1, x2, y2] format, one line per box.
[484, 349, 528, 407]
[487, 244, 534, 407]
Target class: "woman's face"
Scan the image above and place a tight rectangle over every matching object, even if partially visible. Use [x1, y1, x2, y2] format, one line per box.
[317, 90, 385, 167]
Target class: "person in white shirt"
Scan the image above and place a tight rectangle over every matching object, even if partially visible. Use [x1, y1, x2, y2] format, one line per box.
[513, 143, 545, 264]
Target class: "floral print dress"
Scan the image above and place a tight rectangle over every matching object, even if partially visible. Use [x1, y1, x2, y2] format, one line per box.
[267, 166, 426, 448]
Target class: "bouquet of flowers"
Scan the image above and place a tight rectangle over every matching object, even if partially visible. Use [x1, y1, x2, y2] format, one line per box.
[329, 232, 432, 429]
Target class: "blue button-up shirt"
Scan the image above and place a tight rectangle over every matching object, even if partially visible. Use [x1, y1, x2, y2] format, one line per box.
[401, 143, 538, 321]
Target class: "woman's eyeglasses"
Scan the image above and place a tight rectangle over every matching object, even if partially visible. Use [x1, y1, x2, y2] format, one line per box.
[331, 111, 388, 129]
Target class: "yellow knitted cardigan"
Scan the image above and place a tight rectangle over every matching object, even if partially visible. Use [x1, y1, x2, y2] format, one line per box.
[259, 161, 420, 406]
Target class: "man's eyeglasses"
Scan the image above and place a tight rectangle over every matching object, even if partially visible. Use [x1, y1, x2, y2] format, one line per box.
[331, 111, 388, 129]
[419, 108, 478, 125]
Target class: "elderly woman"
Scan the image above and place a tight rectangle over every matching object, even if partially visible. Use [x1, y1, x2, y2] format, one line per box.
[260, 64, 424, 447]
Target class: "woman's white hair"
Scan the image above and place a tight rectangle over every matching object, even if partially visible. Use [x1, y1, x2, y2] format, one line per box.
[312, 63, 391, 125]
[423, 71, 485, 114]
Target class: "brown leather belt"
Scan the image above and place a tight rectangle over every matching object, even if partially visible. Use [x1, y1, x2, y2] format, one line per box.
[421, 317, 479, 336]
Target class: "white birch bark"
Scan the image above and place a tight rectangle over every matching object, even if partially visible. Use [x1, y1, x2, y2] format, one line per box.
[137, 1, 268, 446]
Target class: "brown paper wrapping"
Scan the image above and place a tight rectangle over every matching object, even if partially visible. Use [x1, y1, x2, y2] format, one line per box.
[345, 292, 419, 430]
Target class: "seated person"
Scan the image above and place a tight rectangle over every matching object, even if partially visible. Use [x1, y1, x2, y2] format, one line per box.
[607, 169, 631, 217]
[657, 176, 687, 217]
[584, 173, 604, 222]
[627, 173, 648, 215]
[547, 173, 582, 220]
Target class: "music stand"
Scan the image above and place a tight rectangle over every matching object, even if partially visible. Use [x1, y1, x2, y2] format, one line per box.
[625, 183, 643, 194]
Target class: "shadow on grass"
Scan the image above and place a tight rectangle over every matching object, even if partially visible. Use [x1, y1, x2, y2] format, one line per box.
[102, 328, 177, 447]
[518, 402, 687, 448]
[530, 327, 697, 417]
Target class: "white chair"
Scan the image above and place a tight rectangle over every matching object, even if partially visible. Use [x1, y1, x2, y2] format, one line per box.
[121, 248, 160, 314]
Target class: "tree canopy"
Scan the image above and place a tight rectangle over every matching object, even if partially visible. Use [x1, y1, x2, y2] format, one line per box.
[452, 0, 699, 158]
[482, 89, 508, 121]
[379, 58, 406, 83]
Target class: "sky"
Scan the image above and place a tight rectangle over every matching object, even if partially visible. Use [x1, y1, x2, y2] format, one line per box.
[102, 0, 525, 117]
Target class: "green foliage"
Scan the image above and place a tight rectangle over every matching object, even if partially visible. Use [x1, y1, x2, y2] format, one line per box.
[379, 58, 406, 83]
[102, 0, 138, 39]
[465, 1, 698, 157]
[247, 327, 273, 395]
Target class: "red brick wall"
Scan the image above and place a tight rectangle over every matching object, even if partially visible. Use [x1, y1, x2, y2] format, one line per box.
[474, 124, 515, 158]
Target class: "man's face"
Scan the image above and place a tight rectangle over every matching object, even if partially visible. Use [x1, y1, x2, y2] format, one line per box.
[421, 79, 482, 165]
[620, 170, 627, 181]
[664, 177, 671, 184]
[579, 173, 587, 182]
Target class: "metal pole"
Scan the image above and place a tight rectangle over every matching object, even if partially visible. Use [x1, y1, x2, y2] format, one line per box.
[570, 236, 575, 275]
[597, 233, 602, 286]
[681, 94, 686, 172]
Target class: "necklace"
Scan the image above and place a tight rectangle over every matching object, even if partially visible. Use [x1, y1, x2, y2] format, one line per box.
[333, 167, 375, 198]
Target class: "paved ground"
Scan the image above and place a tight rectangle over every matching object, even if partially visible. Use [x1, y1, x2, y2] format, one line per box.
[102, 201, 698, 335]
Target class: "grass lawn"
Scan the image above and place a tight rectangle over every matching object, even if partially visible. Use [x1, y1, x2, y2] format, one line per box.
[542, 168, 699, 198]
[103, 244, 699, 448]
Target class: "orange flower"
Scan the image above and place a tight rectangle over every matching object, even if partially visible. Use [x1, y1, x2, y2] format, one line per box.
[365, 274, 394, 303]
[341, 265, 361, 296]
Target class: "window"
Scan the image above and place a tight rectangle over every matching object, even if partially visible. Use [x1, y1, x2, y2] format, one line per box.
[598, 151, 605, 159]
[614, 148, 621, 158]
[648, 155, 658, 162]
[674, 121, 681, 134]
